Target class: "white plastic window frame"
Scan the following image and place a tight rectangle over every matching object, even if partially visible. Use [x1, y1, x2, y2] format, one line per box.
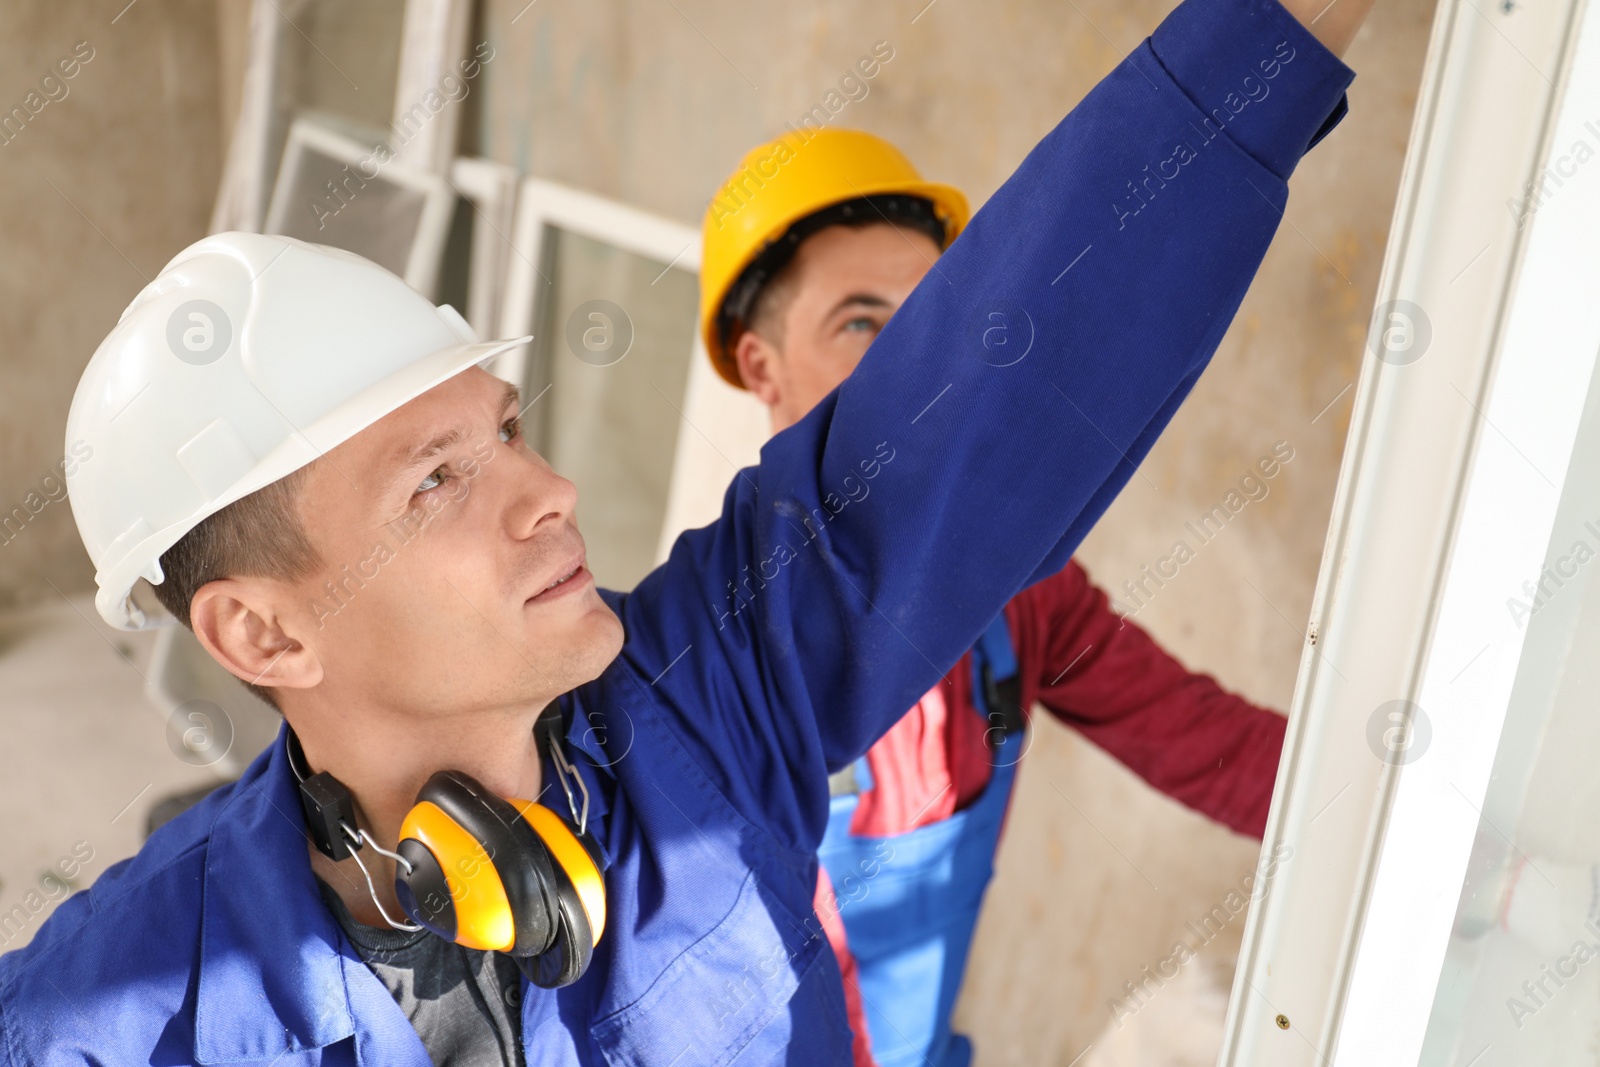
[209, 0, 298, 235]
[1333, 1, 1600, 1059]
[389, 0, 473, 176]
[263, 115, 457, 296]
[1218, 0, 1597, 1062]
[491, 178, 767, 564]
[447, 157, 520, 340]
[211, 0, 469, 234]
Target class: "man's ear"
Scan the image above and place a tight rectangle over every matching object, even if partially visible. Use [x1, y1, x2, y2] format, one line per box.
[188, 578, 323, 693]
[733, 329, 785, 412]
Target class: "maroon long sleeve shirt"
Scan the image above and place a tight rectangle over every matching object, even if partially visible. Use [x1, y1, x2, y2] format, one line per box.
[848, 558, 1286, 840]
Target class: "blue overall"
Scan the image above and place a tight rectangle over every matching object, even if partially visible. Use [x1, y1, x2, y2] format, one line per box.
[0, 5, 1351, 1062]
[818, 616, 1022, 1067]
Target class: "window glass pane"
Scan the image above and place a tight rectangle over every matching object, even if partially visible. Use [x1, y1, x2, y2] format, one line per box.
[521, 229, 699, 591]
[1419, 347, 1600, 1066]
[435, 195, 476, 315]
[252, 0, 404, 230]
[269, 142, 426, 276]
[278, 0, 401, 132]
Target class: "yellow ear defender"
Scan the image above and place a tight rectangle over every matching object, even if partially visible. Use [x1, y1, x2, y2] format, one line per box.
[288, 709, 607, 988]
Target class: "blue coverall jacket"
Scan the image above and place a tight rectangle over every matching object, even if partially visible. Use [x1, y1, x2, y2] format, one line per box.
[0, 0, 1353, 1061]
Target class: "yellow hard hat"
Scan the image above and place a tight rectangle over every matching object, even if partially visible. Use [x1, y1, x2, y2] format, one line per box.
[699, 127, 969, 388]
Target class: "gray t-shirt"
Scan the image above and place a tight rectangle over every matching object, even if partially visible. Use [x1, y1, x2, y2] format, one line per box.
[316, 877, 526, 1066]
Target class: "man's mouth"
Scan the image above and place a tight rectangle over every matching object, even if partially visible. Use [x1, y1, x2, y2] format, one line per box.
[527, 555, 589, 604]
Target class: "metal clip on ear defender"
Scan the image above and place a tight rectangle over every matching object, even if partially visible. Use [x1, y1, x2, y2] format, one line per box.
[287, 710, 607, 989]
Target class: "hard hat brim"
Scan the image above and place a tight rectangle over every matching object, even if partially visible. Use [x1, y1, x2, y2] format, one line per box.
[97, 333, 534, 631]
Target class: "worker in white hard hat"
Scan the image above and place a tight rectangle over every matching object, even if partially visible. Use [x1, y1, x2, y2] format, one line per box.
[700, 128, 1294, 1067]
[0, 0, 1370, 1061]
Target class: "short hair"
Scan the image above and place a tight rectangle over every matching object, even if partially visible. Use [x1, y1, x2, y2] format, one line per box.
[717, 193, 947, 356]
[149, 465, 321, 710]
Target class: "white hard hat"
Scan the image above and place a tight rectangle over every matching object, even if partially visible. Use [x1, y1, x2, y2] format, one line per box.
[65, 231, 531, 630]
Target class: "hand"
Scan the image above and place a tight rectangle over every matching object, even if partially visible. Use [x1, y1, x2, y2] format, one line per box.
[1277, 0, 1379, 58]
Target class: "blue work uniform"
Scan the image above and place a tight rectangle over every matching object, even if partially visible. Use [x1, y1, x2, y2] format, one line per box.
[0, 1, 1352, 1062]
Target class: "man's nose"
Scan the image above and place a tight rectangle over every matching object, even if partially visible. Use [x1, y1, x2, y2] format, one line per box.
[500, 444, 579, 539]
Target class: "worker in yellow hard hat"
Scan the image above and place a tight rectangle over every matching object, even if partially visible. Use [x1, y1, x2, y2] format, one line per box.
[699, 128, 1294, 1067]
[700, 127, 970, 393]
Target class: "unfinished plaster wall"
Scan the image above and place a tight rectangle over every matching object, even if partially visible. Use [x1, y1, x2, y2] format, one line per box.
[471, 0, 1435, 1061]
[0, 1, 222, 611]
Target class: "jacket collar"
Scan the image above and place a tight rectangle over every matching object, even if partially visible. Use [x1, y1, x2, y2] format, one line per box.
[194, 721, 363, 1064]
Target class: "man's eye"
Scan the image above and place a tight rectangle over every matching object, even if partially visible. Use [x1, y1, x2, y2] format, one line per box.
[843, 317, 878, 334]
[416, 466, 447, 494]
[499, 415, 522, 443]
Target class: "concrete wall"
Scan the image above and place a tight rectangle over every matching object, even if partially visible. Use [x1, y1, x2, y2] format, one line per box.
[471, 0, 1434, 1061]
[0, 0, 1435, 1061]
[0, 1, 222, 610]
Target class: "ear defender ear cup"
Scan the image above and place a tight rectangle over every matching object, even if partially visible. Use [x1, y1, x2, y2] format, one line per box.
[397, 772, 557, 953]
[393, 771, 607, 988]
[512, 803, 606, 988]
[522, 868, 590, 988]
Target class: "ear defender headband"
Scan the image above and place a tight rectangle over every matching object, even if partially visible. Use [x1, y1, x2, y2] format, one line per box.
[287, 708, 607, 989]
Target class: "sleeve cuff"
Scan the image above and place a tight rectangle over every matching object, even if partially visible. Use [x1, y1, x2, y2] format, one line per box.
[1149, 0, 1357, 180]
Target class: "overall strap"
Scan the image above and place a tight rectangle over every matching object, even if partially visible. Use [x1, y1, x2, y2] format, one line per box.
[971, 612, 1025, 746]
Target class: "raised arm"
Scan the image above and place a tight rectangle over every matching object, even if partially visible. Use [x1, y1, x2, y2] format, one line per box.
[1013, 564, 1286, 839]
[616, 0, 1358, 852]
